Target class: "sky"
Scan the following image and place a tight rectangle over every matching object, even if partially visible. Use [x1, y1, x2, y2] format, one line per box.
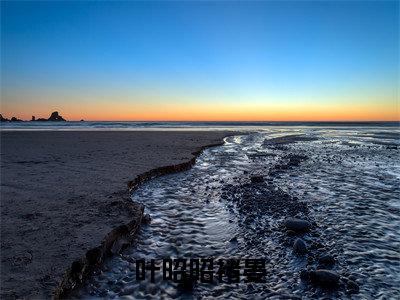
[1, 1, 399, 121]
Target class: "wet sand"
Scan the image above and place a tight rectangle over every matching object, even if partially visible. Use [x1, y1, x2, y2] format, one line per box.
[75, 129, 400, 299]
[0, 131, 231, 299]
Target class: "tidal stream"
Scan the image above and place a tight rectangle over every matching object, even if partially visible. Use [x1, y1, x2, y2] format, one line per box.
[76, 127, 400, 299]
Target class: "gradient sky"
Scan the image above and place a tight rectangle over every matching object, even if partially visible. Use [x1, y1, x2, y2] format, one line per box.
[1, 1, 399, 121]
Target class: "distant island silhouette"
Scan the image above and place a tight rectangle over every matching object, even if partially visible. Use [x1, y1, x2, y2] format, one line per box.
[0, 111, 66, 122]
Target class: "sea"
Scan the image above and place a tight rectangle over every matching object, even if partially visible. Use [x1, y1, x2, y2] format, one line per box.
[0, 121, 399, 131]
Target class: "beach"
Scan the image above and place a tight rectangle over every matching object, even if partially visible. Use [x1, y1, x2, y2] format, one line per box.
[1, 0, 398, 298]
[0, 130, 231, 299]
[70, 126, 399, 299]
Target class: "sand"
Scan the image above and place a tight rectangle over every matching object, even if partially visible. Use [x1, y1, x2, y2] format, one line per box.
[0, 130, 231, 299]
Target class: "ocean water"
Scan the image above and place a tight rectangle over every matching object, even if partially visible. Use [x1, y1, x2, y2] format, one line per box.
[0, 121, 398, 131]
[73, 125, 400, 299]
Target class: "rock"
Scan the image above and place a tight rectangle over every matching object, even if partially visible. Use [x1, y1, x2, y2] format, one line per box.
[10, 116, 22, 122]
[284, 218, 311, 232]
[293, 238, 307, 255]
[48, 111, 66, 121]
[250, 175, 264, 183]
[0, 114, 9, 122]
[318, 254, 335, 266]
[309, 269, 340, 288]
[346, 280, 359, 294]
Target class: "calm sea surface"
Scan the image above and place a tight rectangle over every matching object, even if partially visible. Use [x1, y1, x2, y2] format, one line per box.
[0, 121, 398, 131]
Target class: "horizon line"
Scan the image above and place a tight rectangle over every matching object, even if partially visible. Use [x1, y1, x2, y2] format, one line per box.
[2, 119, 399, 123]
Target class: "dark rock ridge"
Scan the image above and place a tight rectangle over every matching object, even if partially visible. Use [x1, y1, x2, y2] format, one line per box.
[0, 114, 22, 122]
[1, 114, 22, 122]
[37, 111, 66, 122]
[54, 202, 144, 299]
[55, 140, 228, 299]
[1, 111, 67, 122]
[48, 111, 66, 121]
[221, 141, 358, 296]
[10, 116, 23, 122]
[221, 181, 309, 221]
[127, 141, 225, 192]
[0, 114, 8, 122]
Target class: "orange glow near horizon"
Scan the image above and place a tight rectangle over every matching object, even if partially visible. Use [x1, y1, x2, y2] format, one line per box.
[1, 99, 398, 122]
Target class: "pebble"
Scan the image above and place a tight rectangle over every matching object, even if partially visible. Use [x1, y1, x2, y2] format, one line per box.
[293, 238, 307, 255]
[284, 218, 311, 232]
[309, 269, 340, 288]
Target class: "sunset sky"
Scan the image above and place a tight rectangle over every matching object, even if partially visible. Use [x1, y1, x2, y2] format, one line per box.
[1, 1, 399, 121]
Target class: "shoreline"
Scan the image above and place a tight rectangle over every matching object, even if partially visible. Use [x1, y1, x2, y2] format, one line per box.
[54, 139, 230, 299]
[0, 131, 235, 299]
[73, 128, 400, 299]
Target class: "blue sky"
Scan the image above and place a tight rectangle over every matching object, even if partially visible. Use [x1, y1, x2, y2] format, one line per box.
[1, 1, 399, 121]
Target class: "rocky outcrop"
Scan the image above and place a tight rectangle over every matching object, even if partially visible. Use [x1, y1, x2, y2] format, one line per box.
[37, 111, 66, 121]
[10, 116, 22, 122]
[54, 201, 144, 299]
[0, 114, 9, 122]
[54, 140, 227, 299]
[127, 141, 224, 192]
[0, 114, 22, 122]
[1, 111, 67, 122]
[48, 111, 66, 121]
